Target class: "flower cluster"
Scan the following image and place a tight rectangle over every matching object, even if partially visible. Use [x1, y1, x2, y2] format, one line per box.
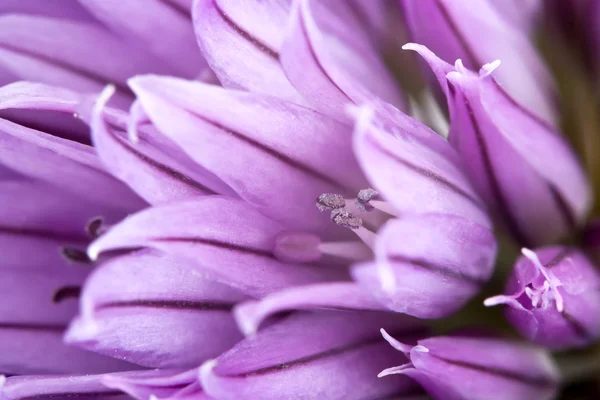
[1, 1, 599, 400]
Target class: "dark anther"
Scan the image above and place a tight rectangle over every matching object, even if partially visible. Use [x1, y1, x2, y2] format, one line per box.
[355, 188, 379, 212]
[316, 193, 346, 211]
[85, 216, 105, 239]
[330, 208, 363, 229]
[61, 247, 92, 264]
[52, 286, 82, 303]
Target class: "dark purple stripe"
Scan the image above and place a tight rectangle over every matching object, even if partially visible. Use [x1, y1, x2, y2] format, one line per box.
[107, 124, 216, 194]
[561, 309, 594, 341]
[432, 355, 556, 388]
[388, 255, 486, 286]
[228, 328, 424, 377]
[17, 391, 124, 400]
[462, 96, 532, 247]
[188, 112, 343, 188]
[214, 0, 279, 59]
[297, 5, 352, 102]
[52, 286, 82, 303]
[60, 247, 92, 264]
[364, 130, 485, 211]
[0, 323, 66, 332]
[548, 184, 577, 231]
[433, 0, 480, 68]
[98, 299, 235, 312]
[0, 44, 133, 97]
[154, 236, 275, 259]
[160, 0, 191, 18]
[0, 226, 87, 243]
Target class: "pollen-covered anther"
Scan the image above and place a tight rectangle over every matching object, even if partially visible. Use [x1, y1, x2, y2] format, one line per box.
[330, 208, 363, 230]
[316, 193, 346, 211]
[355, 188, 379, 212]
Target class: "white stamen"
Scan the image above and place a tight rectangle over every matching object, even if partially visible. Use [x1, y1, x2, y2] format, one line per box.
[413, 345, 430, 353]
[480, 60, 502, 78]
[93, 85, 116, 122]
[380, 328, 414, 354]
[454, 59, 468, 74]
[319, 240, 373, 262]
[378, 363, 414, 378]
[521, 248, 564, 312]
[483, 294, 527, 310]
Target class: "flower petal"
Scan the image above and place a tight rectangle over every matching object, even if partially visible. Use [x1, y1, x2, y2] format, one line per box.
[201, 311, 423, 400]
[88, 197, 346, 298]
[352, 214, 496, 319]
[103, 369, 209, 400]
[192, 0, 305, 103]
[280, 0, 406, 120]
[66, 249, 246, 369]
[129, 75, 367, 235]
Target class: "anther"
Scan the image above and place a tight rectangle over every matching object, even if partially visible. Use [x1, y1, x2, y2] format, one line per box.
[355, 188, 379, 212]
[85, 216, 106, 239]
[316, 193, 346, 211]
[52, 286, 82, 303]
[60, 247, 92, 264]
[330, 208, 363, 229]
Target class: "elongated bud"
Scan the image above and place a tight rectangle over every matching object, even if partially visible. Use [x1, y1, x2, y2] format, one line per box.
[406, 44, 592, 247]
[485, 246, 600, 350]
[379, 330, 559, 400]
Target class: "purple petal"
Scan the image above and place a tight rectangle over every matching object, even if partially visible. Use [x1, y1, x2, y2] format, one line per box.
[0, 14, 175, 108]
[103, 369, 210, 400]
[201, 311, 423, 400]
[88, 197, 347, 298]
[352, 214, 496, 318]
[280, 0, 406, 120]
[234, 282, 386, 335]
[192, 0, 305, 103]
[0, 374, 132, 400]
[66, 249, 246, 369]
[0, 0, 96, 22]
[352, 100, 491, 227]
[0, 116, 144, 212]
[400, 0, 556, 124]
[78, 0, 206, 79]
[129, 75, 368, 235]
[0, 81, 92, 143]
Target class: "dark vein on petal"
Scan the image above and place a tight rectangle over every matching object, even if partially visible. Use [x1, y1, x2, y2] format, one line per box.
[463, 96, 532, 247]
[364, 130, 485, 211]
[431, 355, 556, 388]
[548, 184, 577, 232]
[107, 123, 216, 194]
[214, 0, 279, 59]
[17, 391, 124, 400]
[188, 112, 343, 188]
[160, 0, 191, 19]
[433, 0, 480, 68]
[297, 4, 352, 102]
[98, 299, 234, 312]
[0, 44, 133, 97]
[387, 255, 486, 286]
[0, 226, 87, 243]
[562, 309, 594, 341]
[52, 286, 82, 303]
[228, 328, 422, 377]
[0, 323, 66, 332]
[153, 236, 275, 259]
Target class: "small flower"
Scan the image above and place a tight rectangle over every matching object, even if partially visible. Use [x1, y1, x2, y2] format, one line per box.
[485, 247, 600, 350]
[379, 330, 560, 400]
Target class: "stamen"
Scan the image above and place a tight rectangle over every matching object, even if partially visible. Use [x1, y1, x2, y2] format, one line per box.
[330, 208, 363, 229]
[380, 328, 414, 354]
[52, 286, 82, 303]
[85, 216, 106, 239]
[369, 200, 399, 216]
[318, 241, 372, 262]
[273, 232, 373, 263]
[378, 363, 414, 378]
[316, 193, 346, 211]
[355, 188, 379, 212]
[60, 247, 92, 264]
[522, 248, 564, 312]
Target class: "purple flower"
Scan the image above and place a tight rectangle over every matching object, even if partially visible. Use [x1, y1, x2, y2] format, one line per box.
[379, 330, 560, 400]
[485, 247, 600, 350]
[406, 43, 592, 247]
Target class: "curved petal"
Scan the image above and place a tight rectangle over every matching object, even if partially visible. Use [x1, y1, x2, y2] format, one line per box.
[234, 282, 386, 335]
[129, 75, 367, 235]
[352, 214, 496, 319]
[192, 0, 305, 103]
[352, 101, 490, 227]
[88, 197, 347, 298]
[280, 0, 406, 121]
[66, 249, 246, 369]
[78, 0, 206, 78]
[0, 117, 144, 212]
[103, 369, 209, 400]
[201, 311, 423, 400]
